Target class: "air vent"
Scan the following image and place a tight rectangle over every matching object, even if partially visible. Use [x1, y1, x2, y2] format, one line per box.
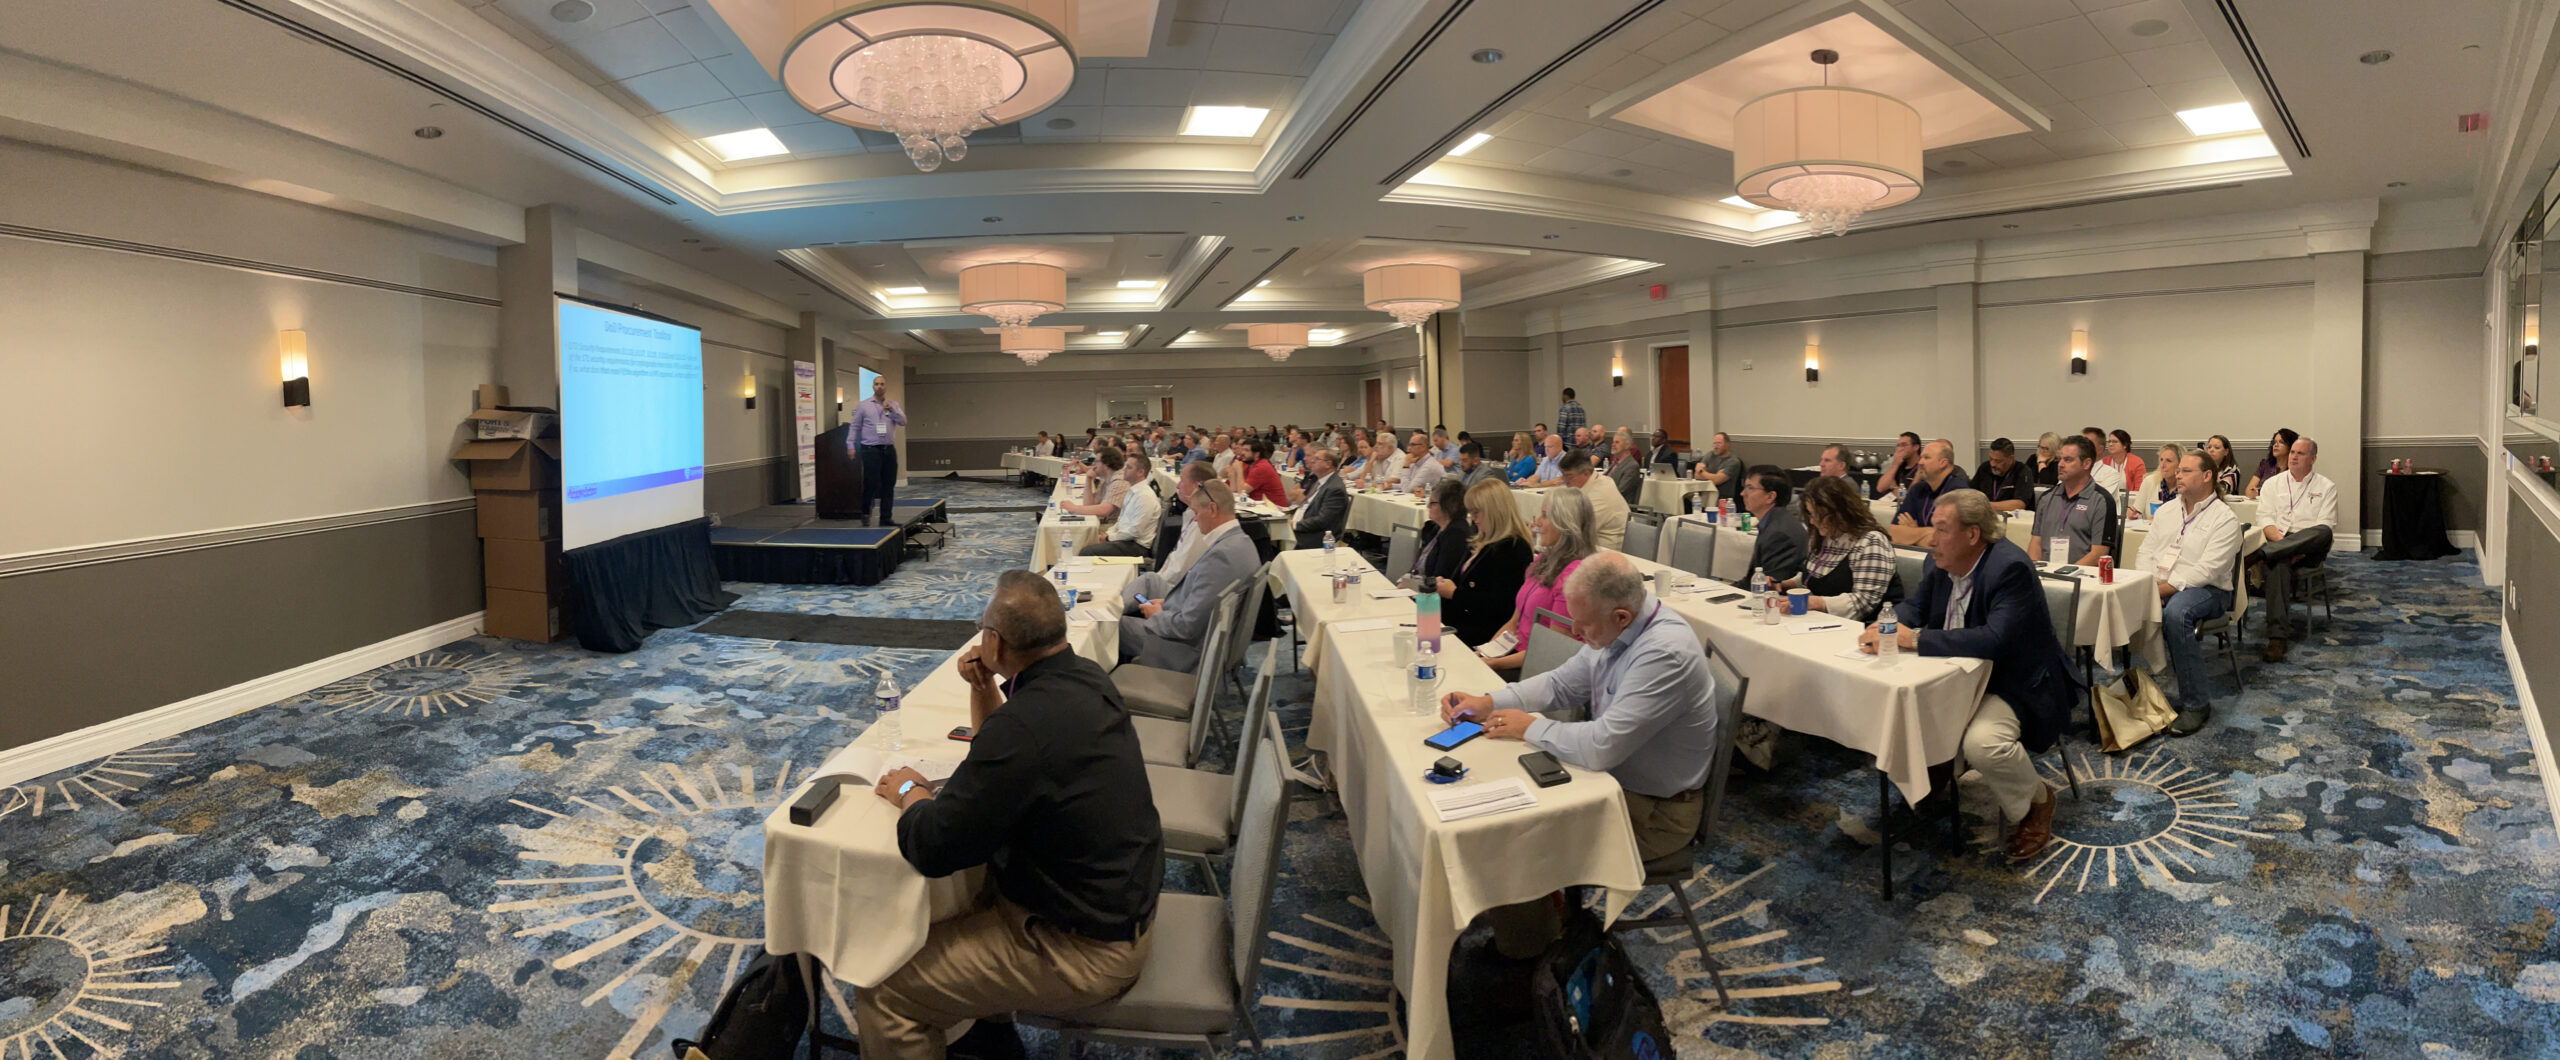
[2209, 0, 2311, 157]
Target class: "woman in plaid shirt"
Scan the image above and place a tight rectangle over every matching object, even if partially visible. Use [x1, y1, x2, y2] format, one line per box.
[1781, 476, 1902, 622]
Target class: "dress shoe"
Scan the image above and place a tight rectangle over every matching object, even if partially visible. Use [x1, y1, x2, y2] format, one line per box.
[2167, 704, 2211, 737]
[2262, 637, 2288, 663]
[2006, 792, 2056, 861]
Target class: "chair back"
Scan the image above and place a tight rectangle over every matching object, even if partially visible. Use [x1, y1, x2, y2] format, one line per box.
[1522, 607, 1580, 688]
[1385, 524, 1421, 581]
[1698, 651, 1752, 844]
[1668, 519, 1717, 579]
[1148, 511, 1185, 569]
[2037, 572, 2082, 653]
[1181, 591, 1242, 751]
[1624, 510, 1665, 562]
[1893, 549, 1928, 605]
[2225, 525, 2253, 621]
[1227, 641, 1281, 827]
[1219, 563, 1270, 680]
[1228, 731, 1292, 1002]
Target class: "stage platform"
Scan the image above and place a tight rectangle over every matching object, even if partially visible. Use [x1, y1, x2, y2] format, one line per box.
[709, 499, 948, 585]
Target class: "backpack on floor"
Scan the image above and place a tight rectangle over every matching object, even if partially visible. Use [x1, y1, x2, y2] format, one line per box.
[671, 947, 809, 1060]
[1528, 905, 1673, 1060]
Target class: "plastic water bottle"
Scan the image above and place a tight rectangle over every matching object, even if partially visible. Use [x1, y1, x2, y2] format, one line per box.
[874, 672, 905, 750]
[1408, 644, 1439, 716]
[1876, 614, 1899, 657]
[1323, 531, 1339, 570]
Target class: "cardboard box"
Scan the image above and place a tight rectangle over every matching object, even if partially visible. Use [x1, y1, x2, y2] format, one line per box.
[484, 586, 563, 642]
[476, 490, 558, 541]
[451, 438, 562, 491]
[468, 406, 559, 441]
[474, 383, 509, 410]
[483, 537, 564, 594]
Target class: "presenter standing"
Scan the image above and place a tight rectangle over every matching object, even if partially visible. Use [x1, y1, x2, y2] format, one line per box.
[848, 374, 906, 527]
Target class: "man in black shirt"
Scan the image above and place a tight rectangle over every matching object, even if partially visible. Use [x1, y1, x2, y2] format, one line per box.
[859, 570, 1162, 1059]
[1971, 437, 2038, 513]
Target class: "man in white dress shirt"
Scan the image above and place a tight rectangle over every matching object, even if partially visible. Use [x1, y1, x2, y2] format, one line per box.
[1355, 438, 1406, 490]
[2251, 436, 2338, 662]
[1394, 433, 1446, 495]
[1079, 449, 1162, 558]
[2136, 453, 2247, 736]
[1123, 462, 1215, 608]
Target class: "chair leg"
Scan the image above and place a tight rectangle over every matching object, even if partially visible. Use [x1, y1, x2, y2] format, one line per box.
[1877, 768, 1894, 902]
[1671, 886, 1731, 1008]
[2060, 748, 2081, 802]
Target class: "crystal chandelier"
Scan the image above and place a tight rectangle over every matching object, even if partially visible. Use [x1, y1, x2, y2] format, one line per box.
[1731, 50, 1921, 237]
[1362, 264, 1462, 328]
[1247, 323, 1310, 362]
[959, 262, 1067, 327]
[1001, 325, 1064, 366]
[774, 3, 1080, 174]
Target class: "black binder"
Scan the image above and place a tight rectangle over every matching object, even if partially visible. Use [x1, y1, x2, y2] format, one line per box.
[815, 424, 867, 520]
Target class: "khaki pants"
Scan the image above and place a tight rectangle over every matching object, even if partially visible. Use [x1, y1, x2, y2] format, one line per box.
[1487, 786, 1703, 958]
[1961, 694, 2045, 822]
[854, 895, 1151, 1060]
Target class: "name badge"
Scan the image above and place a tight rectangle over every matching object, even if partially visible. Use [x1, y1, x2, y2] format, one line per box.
[875, 421, 891, 436]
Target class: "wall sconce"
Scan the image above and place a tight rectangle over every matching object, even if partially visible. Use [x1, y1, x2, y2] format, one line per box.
[1803, 342, 1819, 383]
[2526, 305, 2539, 357]
[1611, 354, 1625, 387]
[2069, 328, 2088, 375]
[835, 386, 845, 412]
[279, 330, 311, 407]
[1406, 374, 1418, 397]
[742, 367, 756, 410]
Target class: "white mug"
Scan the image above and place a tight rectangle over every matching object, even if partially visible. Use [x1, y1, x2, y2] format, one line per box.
[1392, 629, 1416, 668]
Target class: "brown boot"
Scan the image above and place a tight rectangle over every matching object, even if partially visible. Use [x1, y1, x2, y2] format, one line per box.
[2006, 791, 2056, 862]
[2262, 637, 2289, 662]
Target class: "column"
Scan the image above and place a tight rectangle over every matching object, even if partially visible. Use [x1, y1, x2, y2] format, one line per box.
[1530, 333, 1562, 433]
[789, 310, 831, 431]
[2309, 248, 2368, 537]
[1934, 282, 1982, 464]
[493, 204, 575, 406]
[1425, 311, 1465, 432]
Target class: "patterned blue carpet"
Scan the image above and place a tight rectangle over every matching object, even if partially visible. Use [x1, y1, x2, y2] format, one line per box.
[0, 475, 2550, 1058]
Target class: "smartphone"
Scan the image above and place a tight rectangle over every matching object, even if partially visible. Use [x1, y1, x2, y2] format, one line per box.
[1423, 721, 1484, 752]
[947, 726, 974, 742]
[1703, 591, 1745, 604]
[2054, 565, 2080, 576]
[1519, 751, 1570, 788]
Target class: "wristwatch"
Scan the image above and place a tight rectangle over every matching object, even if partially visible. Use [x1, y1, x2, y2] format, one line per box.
[897, 779, 918, 801]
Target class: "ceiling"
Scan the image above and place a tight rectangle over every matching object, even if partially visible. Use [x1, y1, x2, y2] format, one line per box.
[0, 0, 2519, 359]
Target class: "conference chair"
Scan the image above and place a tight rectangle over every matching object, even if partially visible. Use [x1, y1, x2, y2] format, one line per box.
[1384, 523, 1420, 584]
[1893, 548, 1928, 601]
[1115, 585, 1243, 723]
[1607, 649, 1749, 1008]
[1149, 645, 1282, 896]
[1521, 607, 1581, 691]
[1033, 731, 1288, 1057]
[1215, 563, 1273, 711]
[2193, 529, 2256, 691]
[1668, 519, 1718, 580]
[1624, 509, 1665, 562]
[1146, 509, 1185, 570]
[2287, 554, 2337, 633]
[1132, 606, 1234, 771]
[2032, 573, 2085, 801]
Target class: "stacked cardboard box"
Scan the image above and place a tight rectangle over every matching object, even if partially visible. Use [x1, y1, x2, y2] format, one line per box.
[453, 384, 566, 642]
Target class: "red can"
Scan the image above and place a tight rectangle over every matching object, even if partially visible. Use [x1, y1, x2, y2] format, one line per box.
[2097, 556, 2115, 584]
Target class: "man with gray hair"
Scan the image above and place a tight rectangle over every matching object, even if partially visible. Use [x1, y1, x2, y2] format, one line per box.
[858, 570, 1162, 1058]
[1862, 488, 2079, 861]
[1886, 438, 1971, 547]
[1439, 551, 1722, 955]
[1120, 479, 1257, 671]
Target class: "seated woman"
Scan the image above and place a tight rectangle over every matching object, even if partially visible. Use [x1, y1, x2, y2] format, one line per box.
[1780, 476, 1902, 623]
[2033, 431, 2063, 486]
[1503, 431, 1538, 483]
[2203, 434, 2242, 497]
[1482, 487, 1597, 673]
[2245, 427, 2297, 499]
[1407, 478, 1474, 589]
[2149, 442, 2184, 509]
[1435, 478, 1535, 647]
[2102, 429, 2147, 494]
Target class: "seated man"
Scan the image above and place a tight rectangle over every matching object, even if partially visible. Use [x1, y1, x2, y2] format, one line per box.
[1606, 430, 1644, 507]
[1207, 433, 1235, 475]
[1232, 438, 1290, 507]
[1438, 553, 1721, 955]
[1860, 489, 2080, 861]
[1431, 427, 1460, 464]
[1734, 467, 1805, 584]
[1060, 447, 1131, 522]
[1519, 434, 1570, 488]
[1690, 431, 1742, 487]
[1648, 429, 1680, 469]
[1357, 438, 1408, 490]
[1874, 431, 1921, 499]
[2251, 436, 2337, 662]
[1453, 440, 1501, 488]
[2136, 453, 2245, 735]
[1121, 481, 1257, 670]
[1181, 433, 1212, 467]
[1885, 439, 1970, 547]
[1561, 451, 1628, 552]
[1124, 462, 1217, 607]
[1395, 433, 1446, 495]
[1817, 442, 1854, 481]
[1032, 431, 1055, 457]
[2080, 426, 2126, 494]
[1291, 448, 1350, 540]
[1080, 447, 1162, 557]
[1972, 437, 2037, 512]
[858, 571, 1162, 1060]
[2030, 436, 2117, 565]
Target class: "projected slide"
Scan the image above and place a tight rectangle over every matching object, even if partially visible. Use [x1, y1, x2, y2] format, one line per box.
[857, 365, 880, 400]
[558, 298, 704, 551]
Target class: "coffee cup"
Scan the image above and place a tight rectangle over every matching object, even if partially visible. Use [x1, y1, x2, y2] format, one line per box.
[1787, 588, 1809, 615]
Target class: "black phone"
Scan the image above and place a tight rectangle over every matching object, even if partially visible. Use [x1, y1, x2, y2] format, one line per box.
[1702, 591, 1746, 604]
[2054, 565, 2080, 576]
[947, 726, 974, 742]
[1423, 721, 1484, 752]
[1520, 751, 1570, 788]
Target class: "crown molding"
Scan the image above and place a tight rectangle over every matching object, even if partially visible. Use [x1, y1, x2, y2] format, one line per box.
[578, 230, 796, 326]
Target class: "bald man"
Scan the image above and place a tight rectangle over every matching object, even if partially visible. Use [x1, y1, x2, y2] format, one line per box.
[1885, 439, 1971, 547]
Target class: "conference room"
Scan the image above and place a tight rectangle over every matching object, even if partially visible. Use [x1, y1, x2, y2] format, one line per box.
[5, 0, 2558, 1056]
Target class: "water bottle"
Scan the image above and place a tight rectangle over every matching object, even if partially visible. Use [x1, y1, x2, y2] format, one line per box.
[1876, 614, 1899, 657]
[1416, 589, 1442, 655]
[1408, 645, 1439, 716]
[874, 672, 905, 750]
[1322, 530, 1339, 570]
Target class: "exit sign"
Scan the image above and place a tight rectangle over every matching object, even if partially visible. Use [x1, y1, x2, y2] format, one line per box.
[1648, 284, 1666, 300]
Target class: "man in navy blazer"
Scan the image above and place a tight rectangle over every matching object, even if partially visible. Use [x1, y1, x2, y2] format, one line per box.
[1861, 488, 2082, 860]
[1289, 449, 1350, 540]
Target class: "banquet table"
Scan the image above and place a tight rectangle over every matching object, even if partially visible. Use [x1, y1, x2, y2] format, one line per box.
[761, 562, 1138, 990]
[1002, 452, 1069, 481]
[1271, 548, 1425, 739]
[1637, 476, 1716, 515]
[1308, 591, 1644, 1060]
[1029, 474, 1108, 572]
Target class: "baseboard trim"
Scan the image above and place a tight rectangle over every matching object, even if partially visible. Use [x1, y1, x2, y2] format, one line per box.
[0, 611, 485, 788]
[2504, 623, 2560, 840]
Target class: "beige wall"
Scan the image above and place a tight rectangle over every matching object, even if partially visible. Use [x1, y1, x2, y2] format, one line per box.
[1979, 283, 2317, 445]
[1716, 309, 1936, 439]
[2367, 275, 2488, 438]
[1463, 346, 1534, 431]
[904, 361, 1366, 439]
[575, 268, 791, 473]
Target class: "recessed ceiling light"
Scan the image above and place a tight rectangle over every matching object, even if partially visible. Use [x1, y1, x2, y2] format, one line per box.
[1046, 117, 1077, 130]
[1471, 49, 1505, 64]
[1116, 279, 1159, 289]
[1449, 132, 1493, 157]
[1096, 330, 1126, 338]
[413, 126, 443, 139]
[1256, 280, 1272, 288]
[1180, 106, 1269, 137]
[1311, 329, 1345, 340]
[1718, 195, 1763, 212]
[2129, 19, 2170, 37]
[2175, 102, 2262, 136]
[884, 286, 928, 296]
[697, 128, 788, 161]
[550, 0, 594, 23]
[2360, 50, 2394, 65]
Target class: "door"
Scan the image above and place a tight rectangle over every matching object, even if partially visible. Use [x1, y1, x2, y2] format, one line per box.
[1364, 378, 1384, 430]
[1657, 345, 1690, 448]
[1161, 396, 1174, 423]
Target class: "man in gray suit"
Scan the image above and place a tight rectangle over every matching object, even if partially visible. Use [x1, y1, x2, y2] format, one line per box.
[1290, 449, 1350, 540]
[1121, 480, 1258, 671]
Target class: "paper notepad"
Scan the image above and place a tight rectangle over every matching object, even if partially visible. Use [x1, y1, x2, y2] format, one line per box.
[1430, 778, 1538, 822]
[1367, 586, 1417, 599]
[814, 743, 962, 787]
[1333, 617, 1402, 635]
[1787, 620, 1850, 635]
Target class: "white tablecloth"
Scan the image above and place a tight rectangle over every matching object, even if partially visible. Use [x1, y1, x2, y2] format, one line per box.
[761, 563, 1138, 989]
[1637, 476, 1716, 515]
[1313, 615, 1643, 1060]
[1030, 475, 1107, 572]
[1271, 549, 1423, 741]
[1625, 554, 1991, 807]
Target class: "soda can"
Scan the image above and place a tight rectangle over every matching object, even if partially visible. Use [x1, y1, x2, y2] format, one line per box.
[2098, 556, 2115, 584]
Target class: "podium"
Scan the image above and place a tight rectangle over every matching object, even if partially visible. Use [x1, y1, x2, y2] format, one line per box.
[814, 424, 867, 520]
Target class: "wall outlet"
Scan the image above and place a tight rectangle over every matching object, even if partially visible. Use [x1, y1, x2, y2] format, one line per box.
[1742, 359, 1753, 371]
